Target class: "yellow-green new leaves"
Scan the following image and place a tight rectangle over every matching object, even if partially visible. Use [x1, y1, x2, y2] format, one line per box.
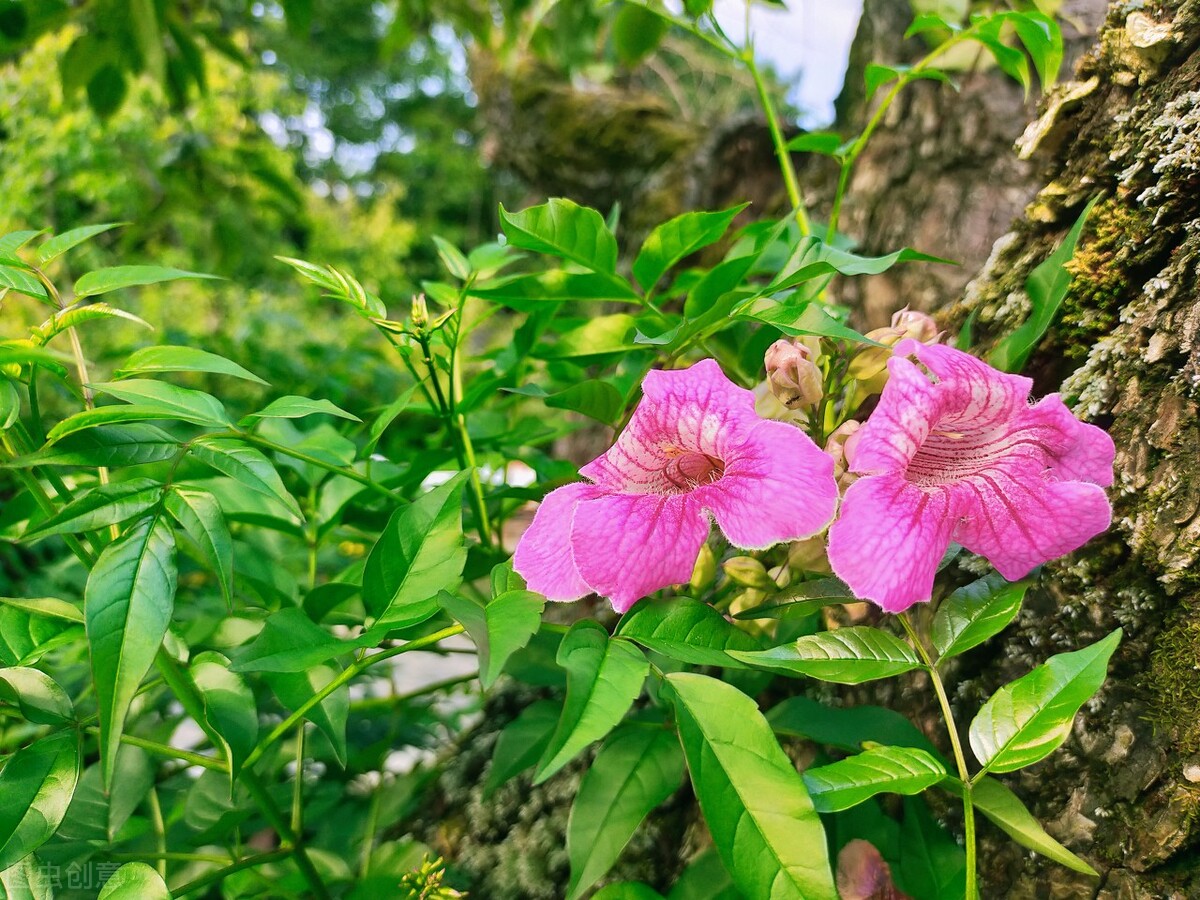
[932, 573, 1028, 660]
[969, 629, 1122, 774]
[85, 516, 177, 786]
[499, 198, 618, 275]
[73, 265, 218, 299]
[97, 862, 171, 899]
[0, 731, 81, 871]
[730, 626, 922, 683]
[632, 205, 747, 292]
[667, 673, 837, 900]
[802, 745, 947, 813]
[534, 622, 648, 784]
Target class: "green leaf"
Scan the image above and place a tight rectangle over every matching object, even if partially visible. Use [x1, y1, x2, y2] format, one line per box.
[767, 695, 943, 758]
[0, 732, 80, 871]
[88, 66, 128, 120]
[0, 265, 49, 301]
[0, 377, 18, 430]
[535, 313, 639, 359]
[616, 596, 761, 668]
[363, 473, 467, 631]
[438, 590, 544, 689]
[989, 196, 1098, 372]
[114, 345, 268, 385]
[46, 406, 190, 443]
[632, 205, 747, 291]
[534, 621, 648, 783]
[729, 626, 923, 683]
[166, 488, 233, 608]
[732, 576, 854, 620]
[85, 515, 177, 786]
[667, 850, 739, 900]
[0, 855, 55, 899]
[73, 265, 218, 299]
[97, 862, 171, 899]
[364, 385, 416, 456]
[499, 199, 619, 274]
[971, 776, 1098, 875]
[592, 885, 664, 900]
[803, 745, 947, 812]
[0, 230, 43, 263]
[612, 2, 669, 66]
[33, 302, 152, 345]
[22, 478, 163, 540]
[0, 597, 84, 624]
[931, 572, 1028, 660]
[0, 667, 74, 724]
[735, 300, 879, 345]
[191, 651, 257, 783]
[245, 395, 360, 423]
[37, 223, 124, 266]
[483, 699, 560, 798]
[231, 608, 348, 673]
[189, 437, 302, 517]
[15, 424, 179, 468]
[276, 257, 386, 318]
[765, 237, 952, 295]
[505, 380, 625, 426]
[432, 235, 471, 280]
[864, 63, 950, 98]
[0, 606, 82, 668]
[899, 796, 965, 900]
[969, 628, 1121, 774]
[785, 132, 844, 155]
[1006, 10, 1062, 88]
[470, 271, 642, 309]
[56, 746, 153, 845]
[266, 663, 349, 766]
[566, 725, 684, 900]
[87, 380, 231, 428]
[667, 672, 837, 900]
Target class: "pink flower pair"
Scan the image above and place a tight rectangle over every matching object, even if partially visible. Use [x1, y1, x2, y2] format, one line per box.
[514, 345, 1114, 614]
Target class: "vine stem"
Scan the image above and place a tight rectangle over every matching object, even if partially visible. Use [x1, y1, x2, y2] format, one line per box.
[746, 48, 811, 236]
[900, 613, 977, 899]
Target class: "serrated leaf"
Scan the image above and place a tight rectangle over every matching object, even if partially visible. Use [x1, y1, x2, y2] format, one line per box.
[22, 478, 163, 540]
[87, 380, 231, 428]
[0, 732, 80, 871]
[632, 205, 747, 292]
[534, 621, 648, 783]
[97, 862, 170, 899]
[245, 395, 360, 423]
[932, 572, 1027, 660]
[729, 626, 923, 683]
[803, 745, 947, 812]
[668, 672, 837, 900]
[266, 663, 348, 766]
[115, 345, 268, 385]
[37, 223, 124, 266]
[73, 265, 217, 299]
[191, 651, 256, 783]
[616, 596, 761, 668]
[969, 629, 1121, 774]
[85, 515, 177, 786]
[499, 199, 619, 274]
[483, 699, 560, 798]
[970, 776, 1098, 875]
[362, 473, 467, 632]
[166, 488, 233, 608]
[566, 726, 685, 900]
[438, 590, 544, 689]
[188, 437, 301, 517]
[0, 667, 74, 724]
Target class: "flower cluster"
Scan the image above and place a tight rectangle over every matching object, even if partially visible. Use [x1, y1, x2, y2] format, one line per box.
[515, 336, 1114, 615]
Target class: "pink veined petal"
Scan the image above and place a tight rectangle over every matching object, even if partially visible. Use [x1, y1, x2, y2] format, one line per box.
[952, 468, 1113, 581]
[850, 356, 944, 475]
[896, 339, 1034, 430]
[1024, 394, 1116, 487]
[827, 474, 959, 613]
[700, 418, 838, 549]
[512, 482, 602, 602]
[569, 492, 709, 613]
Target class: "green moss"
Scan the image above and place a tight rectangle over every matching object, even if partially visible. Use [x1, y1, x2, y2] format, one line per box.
[1145, 613, 1200, 754]
[1057, 199, 1155, 360]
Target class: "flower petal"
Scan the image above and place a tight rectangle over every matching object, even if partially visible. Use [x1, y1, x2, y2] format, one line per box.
[580, 359, 757, 492]
[512, 482, 600, 602]
[952, 469, 1112, 581]
[849, 356, 943, 475]
[828, 474, 959, 613]
[570, 492, 709, 613]
[1025, 394, 1115, 486]
[700, 419, 838, 548]
[897, 338, 1032, 428]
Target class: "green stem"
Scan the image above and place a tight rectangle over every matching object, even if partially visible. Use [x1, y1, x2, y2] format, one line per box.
[110, 851, 231, 865]
[172, 849, 292, 898]
[746, 49, 811, 235]
[83, 727, 227, 772]
[234, 432, 399, 503]
[242, 771, 332, 900]
[148, 787, 168, 879]
[291, 725, 305, 835]
[901, 614, 977, 899]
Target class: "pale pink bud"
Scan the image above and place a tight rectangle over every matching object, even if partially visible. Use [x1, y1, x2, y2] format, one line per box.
[824, 420, 862, 489]
[890, 306, 940, 344]
[764, 339, 823, 410]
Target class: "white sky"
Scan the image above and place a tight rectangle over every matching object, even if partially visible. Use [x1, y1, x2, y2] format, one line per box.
[712, 0, 864, 126]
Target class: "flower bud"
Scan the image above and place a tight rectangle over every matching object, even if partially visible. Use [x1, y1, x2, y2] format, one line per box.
[890, 306, 940, 344]
[723, 555, 774, 590]
[410, 293, 429, 330]
[787, 534, 832, 574]
[824, 420, 862, 488]
[689, 543, 717, 593]
[848, 308, 941, 397]
[764, 339, 823, 410]
[767, 564, 791, 589]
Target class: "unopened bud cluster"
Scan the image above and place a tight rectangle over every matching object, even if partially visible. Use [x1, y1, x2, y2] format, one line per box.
[764, 338, 823, 410]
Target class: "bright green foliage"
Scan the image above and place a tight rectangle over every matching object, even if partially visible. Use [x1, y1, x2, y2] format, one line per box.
[731, 626, 924, 683]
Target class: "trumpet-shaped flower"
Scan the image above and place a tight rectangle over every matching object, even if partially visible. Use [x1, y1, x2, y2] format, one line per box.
[828, 340, 1115, 613]
[514, 359, 838, 612]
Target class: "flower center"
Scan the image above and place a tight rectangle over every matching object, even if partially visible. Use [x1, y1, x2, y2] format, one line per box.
[905, 423, 1052, 487]
[661, 450, 725, 493]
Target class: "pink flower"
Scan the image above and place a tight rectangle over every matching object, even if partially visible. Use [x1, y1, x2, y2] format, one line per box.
[828, 340, 1115, 613]
[514, 359, 839, 612]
